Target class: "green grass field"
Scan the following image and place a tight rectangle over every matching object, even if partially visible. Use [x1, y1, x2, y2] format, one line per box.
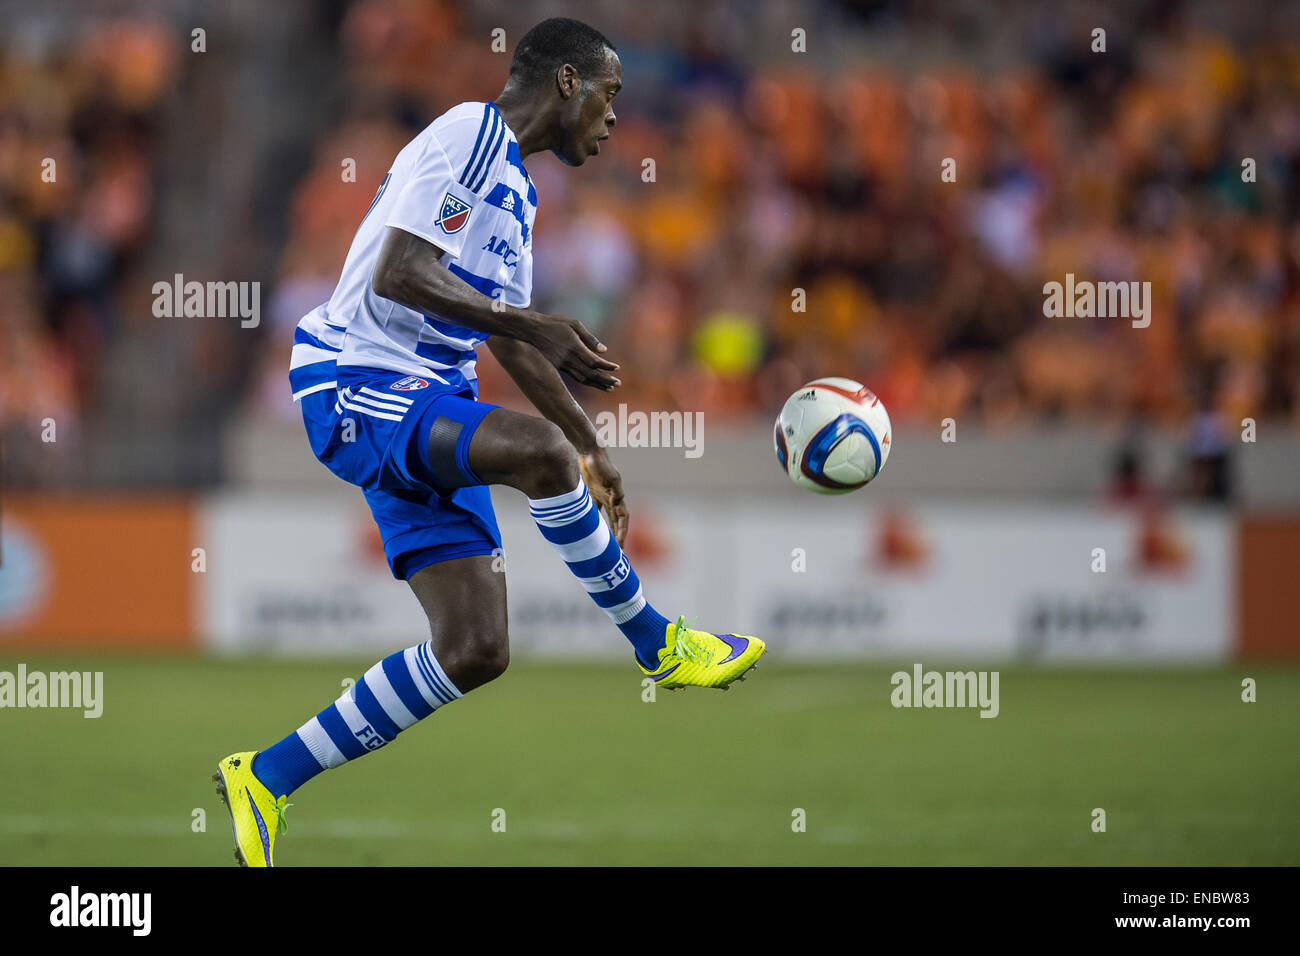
[2, 655, 1297, 865]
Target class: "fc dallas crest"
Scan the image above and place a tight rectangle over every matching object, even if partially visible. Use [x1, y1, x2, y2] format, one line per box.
[436, 193, 471, 234]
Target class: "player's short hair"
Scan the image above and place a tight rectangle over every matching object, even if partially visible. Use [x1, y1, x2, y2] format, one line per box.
[509, 17, 615, 89]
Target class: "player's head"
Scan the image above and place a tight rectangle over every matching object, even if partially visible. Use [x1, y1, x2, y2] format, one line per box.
[506, 17, 620, 166]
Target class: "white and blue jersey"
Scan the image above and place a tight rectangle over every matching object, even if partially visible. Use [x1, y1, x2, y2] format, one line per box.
[288, 101, 538, 580]
[290, 100, 537, 403]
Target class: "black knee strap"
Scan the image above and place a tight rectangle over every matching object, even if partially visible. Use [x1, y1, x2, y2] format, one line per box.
[426, 415, 469, 489]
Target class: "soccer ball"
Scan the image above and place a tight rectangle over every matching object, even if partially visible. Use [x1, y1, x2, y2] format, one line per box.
[774, 377, 892, 494]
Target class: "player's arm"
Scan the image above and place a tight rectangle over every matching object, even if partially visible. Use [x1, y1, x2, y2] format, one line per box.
[371, 226, 620, 391]
[488, 335, 629, 545]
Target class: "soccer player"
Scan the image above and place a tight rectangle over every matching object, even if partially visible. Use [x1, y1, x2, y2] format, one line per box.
[214, 18, 764, 867]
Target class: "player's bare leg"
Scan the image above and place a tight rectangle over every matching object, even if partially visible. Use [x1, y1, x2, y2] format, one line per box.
[407, 555, 508, 693]
[461, 405, 765, 688]
[461, 406, 581, 499]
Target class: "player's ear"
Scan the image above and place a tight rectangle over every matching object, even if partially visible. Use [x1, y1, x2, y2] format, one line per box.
[556, 62, 579, 99]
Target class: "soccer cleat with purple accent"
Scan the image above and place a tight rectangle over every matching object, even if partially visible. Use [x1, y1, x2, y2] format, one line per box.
[213, 751, 293, 867]
[638, 616, 765, 690]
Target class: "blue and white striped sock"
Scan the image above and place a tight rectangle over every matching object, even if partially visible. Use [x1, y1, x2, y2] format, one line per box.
[529, 481, 671, 668]
[252, 640, 461, 798]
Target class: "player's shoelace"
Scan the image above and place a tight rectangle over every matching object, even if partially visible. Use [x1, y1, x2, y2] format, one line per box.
[273, 796, 294, 835]
[671, 616, 714, 665]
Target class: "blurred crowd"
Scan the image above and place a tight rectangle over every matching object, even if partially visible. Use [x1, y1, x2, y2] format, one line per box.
[264, 0, 1300, 433]
[2, 0, 1298, 490]
[0, 15, 175, 482]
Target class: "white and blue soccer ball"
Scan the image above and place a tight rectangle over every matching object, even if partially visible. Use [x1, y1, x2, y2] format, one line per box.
[774, 377, 892, 494]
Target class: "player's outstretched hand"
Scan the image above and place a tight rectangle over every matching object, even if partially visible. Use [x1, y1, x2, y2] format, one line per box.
[531, 313, 621, 390]
[579, 448, 629, 547]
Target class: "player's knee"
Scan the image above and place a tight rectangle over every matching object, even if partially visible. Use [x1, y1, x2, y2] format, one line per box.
[519, 420, 579, 497]
[466, 639, 510, 684]
[440, 630, 510, 690]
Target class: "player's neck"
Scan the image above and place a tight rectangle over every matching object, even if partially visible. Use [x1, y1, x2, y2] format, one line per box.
[493, 88, 553, 159]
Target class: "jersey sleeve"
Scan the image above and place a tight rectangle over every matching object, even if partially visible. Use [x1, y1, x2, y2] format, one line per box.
[501, 231, 533, 309]
[384, 131, 481, 259]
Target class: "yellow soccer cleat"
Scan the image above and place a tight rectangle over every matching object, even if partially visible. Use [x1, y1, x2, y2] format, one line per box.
[213, 751, 293, 867]
[639, 616, 765, 690]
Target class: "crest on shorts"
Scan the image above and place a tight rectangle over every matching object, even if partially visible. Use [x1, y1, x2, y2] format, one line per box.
[391, 376, 430, 392]
[436, 193, 471, 234]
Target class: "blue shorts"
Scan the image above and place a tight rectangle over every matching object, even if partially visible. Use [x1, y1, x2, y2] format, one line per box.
[298, 367, 502, 580]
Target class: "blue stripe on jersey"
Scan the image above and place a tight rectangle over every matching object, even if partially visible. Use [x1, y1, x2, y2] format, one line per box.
[505, 141, 536, 206]
[460, 105, 493, 187]
[463, 106, 501, 193]
[288, 358, 337, 396]
[505, 142, 537, 208]
[470, 113, 506, 193]
[485, 182, 529, 243]
[294, 326, 342, 352]
[422, 313, 484, 344]
[447, 262, 503, 299]
[336, 359, 470, 394]
[414, 340, 473, 366]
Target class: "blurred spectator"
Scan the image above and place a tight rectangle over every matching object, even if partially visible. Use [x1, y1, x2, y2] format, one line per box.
[1184, 381, 1235, 501]
[1109, 426, 1155, 504]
